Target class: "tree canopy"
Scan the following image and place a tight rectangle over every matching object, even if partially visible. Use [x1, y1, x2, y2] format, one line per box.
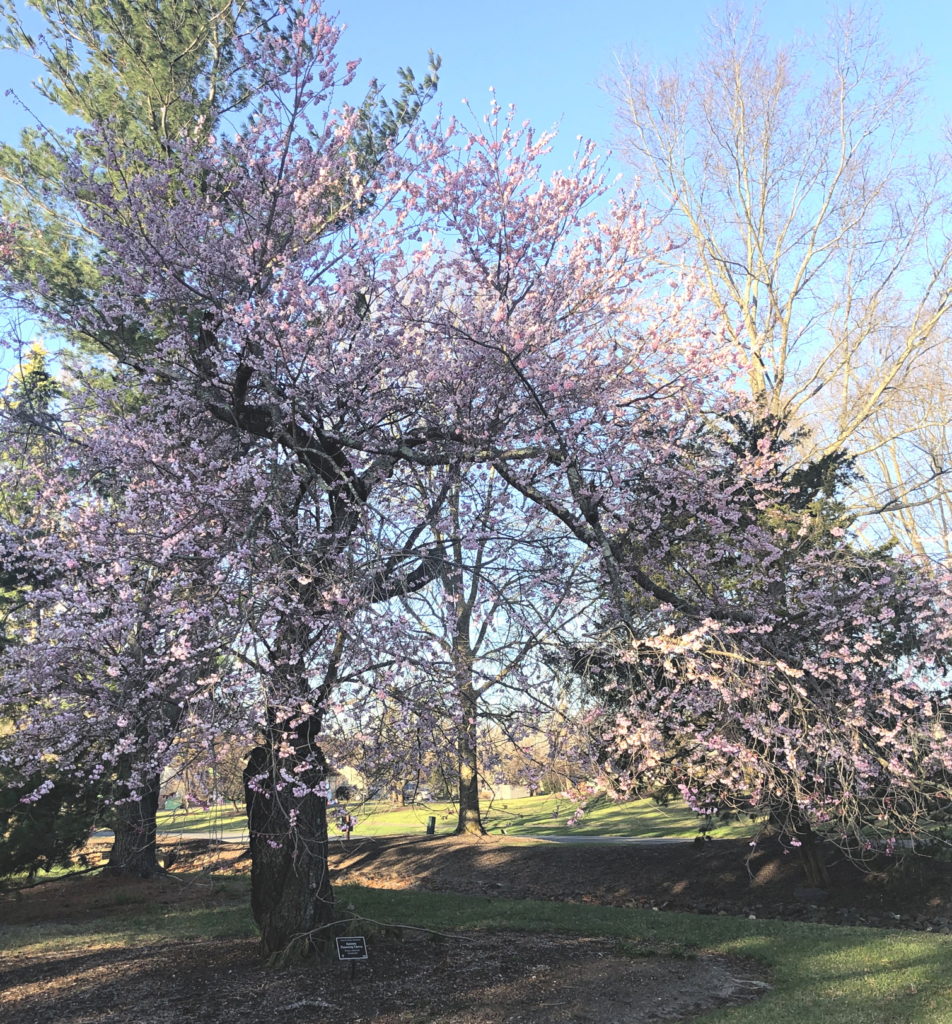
[0, 0, 949, 960]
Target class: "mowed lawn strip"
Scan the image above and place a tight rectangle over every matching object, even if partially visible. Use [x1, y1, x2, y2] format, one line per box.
[154, 794, 755, 840]
[3, 880, 949, 1024]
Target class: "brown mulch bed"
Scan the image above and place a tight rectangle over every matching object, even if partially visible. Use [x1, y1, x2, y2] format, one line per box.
[0, 927, 768, 1024]
[325, 833, 952, 932]
[3, 832, 951, 1024]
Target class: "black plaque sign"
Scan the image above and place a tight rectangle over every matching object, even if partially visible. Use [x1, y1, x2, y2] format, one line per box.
[336, 936, 369, 960]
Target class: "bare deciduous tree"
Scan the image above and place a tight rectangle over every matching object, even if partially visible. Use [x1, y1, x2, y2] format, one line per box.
[609, 5, 952, 559]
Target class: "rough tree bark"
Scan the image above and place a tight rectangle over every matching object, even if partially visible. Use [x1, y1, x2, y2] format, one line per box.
[455, 684, 485, 835]
[771, 807, 831, 889]
[794, 820, 831, 889]
[106, 772, 161, 878]
[243, 717, 337, 962]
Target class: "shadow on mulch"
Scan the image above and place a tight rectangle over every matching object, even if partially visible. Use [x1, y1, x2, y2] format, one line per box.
[327, 833, 952, 932]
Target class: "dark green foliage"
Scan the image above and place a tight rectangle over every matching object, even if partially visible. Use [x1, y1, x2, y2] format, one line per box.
[349, 52, 441, 189]
[578, 415, 860, 691]
[0, 762, 102, 879]
[0, 1, 439, 353]
[573, 415, 945, 802]
[0, 0, 258, 325]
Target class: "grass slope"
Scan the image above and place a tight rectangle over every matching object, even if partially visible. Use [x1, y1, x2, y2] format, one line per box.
[155, 793, 755, 840]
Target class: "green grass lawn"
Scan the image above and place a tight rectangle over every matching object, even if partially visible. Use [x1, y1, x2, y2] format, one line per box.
[2, 880, 949, 1023]
[155, 792, 755, 840]
[343, 888, 952, 1024]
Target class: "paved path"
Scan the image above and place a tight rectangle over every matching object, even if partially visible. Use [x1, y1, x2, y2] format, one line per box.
[513, 834, 688, 845]
[93, 828, 249, 844]
[95, 828, 690, 845]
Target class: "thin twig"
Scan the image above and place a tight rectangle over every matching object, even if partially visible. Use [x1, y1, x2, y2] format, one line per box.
[3, 863, 103, 891]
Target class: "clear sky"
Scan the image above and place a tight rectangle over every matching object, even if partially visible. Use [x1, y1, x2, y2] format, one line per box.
[334, 0, 952, 174]
[3, 0, 951, 176]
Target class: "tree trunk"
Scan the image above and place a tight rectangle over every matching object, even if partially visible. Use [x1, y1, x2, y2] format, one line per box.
[244, 737, 337, 962]
[455, 686, 485, 835]
[795, 820, 831, 888]
[106, 774, 161, 878]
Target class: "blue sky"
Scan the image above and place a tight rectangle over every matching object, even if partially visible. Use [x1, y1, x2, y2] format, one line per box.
[336, 0, 952, 173]
[3, 0, 949, 368]
[3, 0, 951, 175]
